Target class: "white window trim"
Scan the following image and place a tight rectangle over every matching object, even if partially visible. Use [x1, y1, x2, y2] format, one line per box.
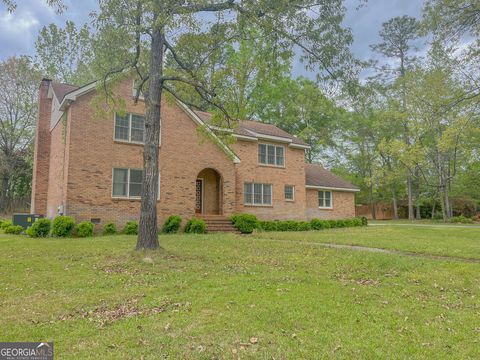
[111, 168, 160, 200]
[258, 143, 285, 168]
[244, 182, 273, 206]
[113, 113, 145, 145]
[284, 185, 295, 202]
[318, 190, 333, 209]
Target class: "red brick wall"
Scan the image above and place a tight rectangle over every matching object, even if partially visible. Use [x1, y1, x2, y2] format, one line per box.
[231, 140, 307, 220]
[64, 80, 236, 228]
[305, 189, 356, 220]
[31, 79, 52, 215]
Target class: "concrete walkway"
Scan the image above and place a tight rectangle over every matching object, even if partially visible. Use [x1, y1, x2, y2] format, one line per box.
[255, 238, 480, 264]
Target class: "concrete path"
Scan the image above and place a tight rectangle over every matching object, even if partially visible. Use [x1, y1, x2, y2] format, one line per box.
[255, 238, 480, 264]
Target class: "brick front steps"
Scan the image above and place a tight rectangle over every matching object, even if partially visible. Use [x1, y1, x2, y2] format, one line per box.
[198, 215, 239, 233]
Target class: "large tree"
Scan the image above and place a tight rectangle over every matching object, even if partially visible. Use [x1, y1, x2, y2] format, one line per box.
[0, 57, 41, 213]
[370, 15, 420, 220]
[90, 0, 354, 250]
[35, 21, 95, 85]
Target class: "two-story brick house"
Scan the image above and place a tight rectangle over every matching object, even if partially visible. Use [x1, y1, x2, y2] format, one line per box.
[31, 78, 359, 229]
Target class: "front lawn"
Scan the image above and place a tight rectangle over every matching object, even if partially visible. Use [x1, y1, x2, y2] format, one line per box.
[1, 226, 479, 359]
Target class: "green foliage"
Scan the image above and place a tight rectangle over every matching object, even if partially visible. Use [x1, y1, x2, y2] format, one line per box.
[230, 213, 258, 234]
[4, 224, 23, 234]
[51, 216, 75, 237]
[26, 218, 51, 238]
[75, 221, 94, 237]
[35, 21, 94, 84]
[161, 215, 182, 234]
[1, 219, 12, 231]
[102, 223, 117, 235]
[450, 215, 474, 224]
[258, 221, 278, 232]
[123, 221, 138, 235]
[310, 219, 331, 230]
[258, 218, 363, 232]
[359, 217, 368, 226]
[184, 218, 206, 234]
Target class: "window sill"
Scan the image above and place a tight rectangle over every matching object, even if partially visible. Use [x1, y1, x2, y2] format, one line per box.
[244, 204, 273, 208]
[258, 164, 285, 169]
[114, 140, 145, 147]
[318, 207, 333, 210]
[285, 199, 295, 202]
[112, 197, 160, 202]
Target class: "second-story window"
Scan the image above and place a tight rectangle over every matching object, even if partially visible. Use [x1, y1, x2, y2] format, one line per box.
[114, 113, 145, 143]
[258, 144, 284, 167]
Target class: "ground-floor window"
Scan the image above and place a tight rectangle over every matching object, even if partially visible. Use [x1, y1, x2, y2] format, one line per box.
[318, 190, 332, 208]
[284, 185, 295, 201]
[112, 168, 143, 198]
[244, 182, 272, 206]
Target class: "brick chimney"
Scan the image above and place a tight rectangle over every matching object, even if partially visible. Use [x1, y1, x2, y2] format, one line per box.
[31, 79, 52, 215]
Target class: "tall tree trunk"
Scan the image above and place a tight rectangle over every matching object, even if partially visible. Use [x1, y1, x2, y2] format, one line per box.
[415, 168, 421, 220]
[369, 184, 376, 220]
[391, 189, 398, 220]
[0, 172, 8, 213]
[431, 200, 436, 219]
[136, 25, 163, 250]
[407, 174, 414, 220]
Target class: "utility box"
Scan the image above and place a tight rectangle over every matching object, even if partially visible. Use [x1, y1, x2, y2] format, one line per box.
[12, 214, 44, 229]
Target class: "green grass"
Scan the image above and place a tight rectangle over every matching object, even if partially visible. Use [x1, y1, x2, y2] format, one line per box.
[369, 219, 480, 226]
[1, 226, 480, 359]
[253, 226, 480, 260]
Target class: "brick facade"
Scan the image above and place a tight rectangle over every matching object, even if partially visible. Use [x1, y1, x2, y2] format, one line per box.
[305, 189, 356, 220]
[31, 79, 357, 227]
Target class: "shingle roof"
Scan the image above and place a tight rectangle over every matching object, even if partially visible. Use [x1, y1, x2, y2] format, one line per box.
[193, 110, 309, 146]
[305, 163, 359, 190]
[51, 82, 79, 102]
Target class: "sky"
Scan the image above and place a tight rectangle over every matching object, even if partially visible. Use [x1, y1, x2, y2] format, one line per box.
[0, 0, 424, 72]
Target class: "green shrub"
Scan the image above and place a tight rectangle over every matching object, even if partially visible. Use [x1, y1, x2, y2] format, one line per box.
[450, 215, 474, 224]
[1, 219, 12, 231]
[26, 218, 51, 237]
[162, 215, 182, 234]
[51, 216, 75, 237]
[359, 216, 368, 226]
[258, 221, 278, 231]
[297, 221, 311, 231]
[123, 221, 138, 235]
[4, 225, 23, 235]
[102, 223, 117, 235]
[231, 213, 258, 234]
[310, 219, 331, 230]
[184, 218, 206, 234]
[75, 221, 94, 237]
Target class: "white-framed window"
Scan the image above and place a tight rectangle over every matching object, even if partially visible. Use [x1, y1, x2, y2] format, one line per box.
[318, 190, 332, 209]
[112, 168, 143, 198]
[284, 185, 294, 201]
[114, 113, 145, 143]
[258, 144, 284, 167]
[244, 182, 272, 206]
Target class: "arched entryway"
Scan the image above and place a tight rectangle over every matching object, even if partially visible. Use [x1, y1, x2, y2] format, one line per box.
[195, 168, 223, 215]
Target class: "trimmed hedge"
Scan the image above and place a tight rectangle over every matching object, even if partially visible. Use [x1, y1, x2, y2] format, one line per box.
[231, 213, 258, 234]
[75, 221, 94, 237]
[184, 218, 206, 234]
[162, 215, 182, 234]
[103, 223, 117, 235]
[123, 221, 138, 235]
[52, 216, 75, 237]
[258, 217, 366, 232]
[26, 218, 51, 237]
